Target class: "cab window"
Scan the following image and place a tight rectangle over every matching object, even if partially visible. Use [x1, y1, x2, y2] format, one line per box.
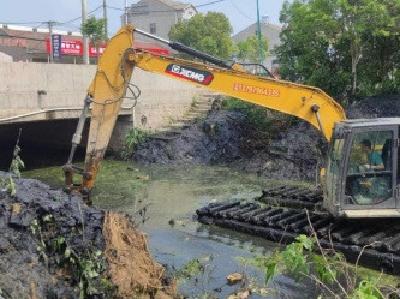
[345, 130, 393, 205]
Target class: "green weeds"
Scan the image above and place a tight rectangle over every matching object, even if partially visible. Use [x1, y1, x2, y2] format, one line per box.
[30, 213, 114, 298]
[121, 128, 149, 159]
[221, 97, 298, 134]
[1, 128, 24, 196]
[240, 232, 398, 299]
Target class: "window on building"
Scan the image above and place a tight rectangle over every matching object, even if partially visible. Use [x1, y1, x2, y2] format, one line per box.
[150, 23, 156, 34]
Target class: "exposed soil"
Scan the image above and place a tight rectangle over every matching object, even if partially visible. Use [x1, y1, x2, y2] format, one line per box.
[134, 99, 325, 181]
[347, 95, 400, 119]
[103, 213, 175, 299]
[134, 110, 246, 165]
[134, 95, 400, 181]
[0, 173, 175, 299]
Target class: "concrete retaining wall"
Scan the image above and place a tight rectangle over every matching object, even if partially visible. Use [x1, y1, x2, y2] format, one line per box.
[0, 61, 203, 130]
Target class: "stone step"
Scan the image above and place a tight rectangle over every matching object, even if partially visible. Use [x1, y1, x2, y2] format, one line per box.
[184, 111, 207, 117]
[190, 107, 211, 113]
[155, 128, 183, 133]
[148, 130, 182, 141]
[167, 123, 191, 129]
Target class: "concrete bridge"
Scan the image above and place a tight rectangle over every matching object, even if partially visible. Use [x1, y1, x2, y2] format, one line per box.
[0, 62, 133, 124]
[0, 61, 204, 168]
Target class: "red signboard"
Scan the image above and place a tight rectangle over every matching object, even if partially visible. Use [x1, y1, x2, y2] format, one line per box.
[46, 38, 106, 57]
[46, 37, 170, 58]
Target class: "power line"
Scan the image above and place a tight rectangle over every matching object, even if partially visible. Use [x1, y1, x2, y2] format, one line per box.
[109, 0, 229, 13]
[196, 0, 227, 8]
[1, 0, 230, 33]
[0, 4, 102, 32]
[58, 5, 102, 25]
[229, 0, 253, 20]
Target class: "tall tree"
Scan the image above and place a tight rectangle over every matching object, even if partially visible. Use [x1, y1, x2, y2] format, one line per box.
[277, 0, 400, 101]
[169, 12, 235, 59]
[81, 17, 106, 63]
[237, 35, 269, 63]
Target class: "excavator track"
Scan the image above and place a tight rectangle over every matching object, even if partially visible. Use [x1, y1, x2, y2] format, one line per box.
[257, 185, 323, 210]
[196, 186, 400, 274]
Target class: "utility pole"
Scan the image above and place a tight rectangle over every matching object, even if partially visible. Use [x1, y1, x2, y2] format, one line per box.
[47, 20, 55, 63]
[256, 0, 264, 65]
[125, 0, 128, 25]
[82, 0, 90, 64]
[103, 0, 108, 39]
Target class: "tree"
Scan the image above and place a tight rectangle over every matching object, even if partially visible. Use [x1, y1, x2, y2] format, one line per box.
[237, 35, 269, 63]
[337, 0, 396, 95]
[81, 17, 106, 63]
[276, 0, 400, 102]
[169, 12, 235, 59]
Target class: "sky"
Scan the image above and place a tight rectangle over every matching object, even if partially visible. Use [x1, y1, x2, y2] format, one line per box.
[0, 0, 287, 36]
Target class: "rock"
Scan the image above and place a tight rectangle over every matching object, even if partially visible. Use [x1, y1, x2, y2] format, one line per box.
[226, 272, 243, 284]
[227, 289, 251, 299]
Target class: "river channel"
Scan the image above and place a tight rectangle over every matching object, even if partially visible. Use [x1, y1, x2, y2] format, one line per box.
[25, 160, 316, 299]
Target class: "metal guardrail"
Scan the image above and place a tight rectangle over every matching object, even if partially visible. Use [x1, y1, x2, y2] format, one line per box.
[0, 106, 132, 124]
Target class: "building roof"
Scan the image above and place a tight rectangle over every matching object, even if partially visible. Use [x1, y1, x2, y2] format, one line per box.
[0, 26, 82, 53]
[132, 0, 193, 10]
[233, 23, 282, 50]
[155, 0, 192, 10]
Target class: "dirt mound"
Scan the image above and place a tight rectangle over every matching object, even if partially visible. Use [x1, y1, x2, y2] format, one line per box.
[347, 95, 400, 119]
[231, 121, 325, 180]
[104, 212, 175, 299]
[134, 105, 324, 180]
[134, 110, 245, 165]
[0, 173, 174, 299]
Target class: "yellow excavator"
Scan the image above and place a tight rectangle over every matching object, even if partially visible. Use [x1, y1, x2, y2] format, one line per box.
[64, 25, 400, 219]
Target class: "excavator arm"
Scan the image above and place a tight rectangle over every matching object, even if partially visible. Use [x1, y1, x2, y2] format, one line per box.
[64, 26, 136, 198]
[65, 25, 346, 200]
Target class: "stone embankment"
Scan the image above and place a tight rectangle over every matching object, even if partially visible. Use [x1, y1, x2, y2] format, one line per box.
[0, 173, 175, 299]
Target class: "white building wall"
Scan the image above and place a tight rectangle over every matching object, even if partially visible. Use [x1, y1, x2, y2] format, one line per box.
[125, 0, 195, 40]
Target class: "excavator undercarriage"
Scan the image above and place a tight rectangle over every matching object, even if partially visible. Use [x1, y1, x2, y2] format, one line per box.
[197, 185, 400, 274]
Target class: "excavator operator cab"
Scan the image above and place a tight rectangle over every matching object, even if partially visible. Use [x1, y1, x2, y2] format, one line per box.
[238, 63, 275, 78]
[324, 119, 400, 218]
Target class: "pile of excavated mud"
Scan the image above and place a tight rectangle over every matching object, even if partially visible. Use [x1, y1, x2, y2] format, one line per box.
[0, 172, 175, 299]
[134, 101, 325, 180]
[347, 95, 400, 119]
[134, 96, 400, 181]
[134, 110, 246, 165]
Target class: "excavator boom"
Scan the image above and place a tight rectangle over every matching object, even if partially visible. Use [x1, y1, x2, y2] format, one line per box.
[129, 51, 346, 141]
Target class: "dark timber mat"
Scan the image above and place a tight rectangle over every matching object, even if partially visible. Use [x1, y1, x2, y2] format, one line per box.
[257, 185, 323, 210]
[196, 202, 400, 275]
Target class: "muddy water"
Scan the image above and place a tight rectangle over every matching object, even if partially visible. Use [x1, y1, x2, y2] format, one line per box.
[25, 161, 316, 299]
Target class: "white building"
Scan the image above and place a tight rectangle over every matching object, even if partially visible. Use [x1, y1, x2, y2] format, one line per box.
[123, 0, 197, 40]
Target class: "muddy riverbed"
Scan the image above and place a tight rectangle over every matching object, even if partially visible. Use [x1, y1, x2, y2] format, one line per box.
[25, 161, 317, 299]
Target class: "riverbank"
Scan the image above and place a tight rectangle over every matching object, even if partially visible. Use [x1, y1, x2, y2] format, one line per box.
[25, 162, 318, 298]
[133, 95, 400, 182]
[23, 162, 400, 298]
[0, 172, 175, 299]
